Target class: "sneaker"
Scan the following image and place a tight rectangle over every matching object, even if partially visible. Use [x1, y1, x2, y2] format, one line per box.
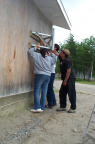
[68, 109, 76, 113]
[56, 108, 66, 111]
[30, 109, 43, 113]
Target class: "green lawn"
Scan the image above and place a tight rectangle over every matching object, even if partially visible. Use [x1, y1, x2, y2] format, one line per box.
[55, 77, 95, 85]
[76, 80, 95, 85]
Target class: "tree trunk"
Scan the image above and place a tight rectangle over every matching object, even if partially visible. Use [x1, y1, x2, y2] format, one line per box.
[83, 70, 85, 80]
[91, 61, 93, 81]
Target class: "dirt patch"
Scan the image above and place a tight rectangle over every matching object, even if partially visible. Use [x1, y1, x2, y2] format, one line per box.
[0, 80, 95, 144]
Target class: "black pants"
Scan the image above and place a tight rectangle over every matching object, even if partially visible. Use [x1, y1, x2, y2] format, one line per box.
[59, 79, 76, 110]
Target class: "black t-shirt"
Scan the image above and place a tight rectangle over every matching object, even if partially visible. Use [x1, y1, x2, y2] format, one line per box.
[58, 56, 75, 80]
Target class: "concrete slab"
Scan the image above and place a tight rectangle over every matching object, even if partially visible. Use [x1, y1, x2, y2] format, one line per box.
[0, 91, 34, 116]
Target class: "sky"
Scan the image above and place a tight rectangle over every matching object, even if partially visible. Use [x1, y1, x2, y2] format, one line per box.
[54, 0, 95, 44]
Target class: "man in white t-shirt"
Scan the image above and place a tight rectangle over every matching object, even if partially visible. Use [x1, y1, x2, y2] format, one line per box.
[46, 44, 60, 108]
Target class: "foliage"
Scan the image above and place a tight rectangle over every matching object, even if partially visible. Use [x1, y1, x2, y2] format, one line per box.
[55, 34, 95, 80]
[55, 57, 60, 74]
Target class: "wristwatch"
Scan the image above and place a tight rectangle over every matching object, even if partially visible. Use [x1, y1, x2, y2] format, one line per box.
[64, 80, 67, 82]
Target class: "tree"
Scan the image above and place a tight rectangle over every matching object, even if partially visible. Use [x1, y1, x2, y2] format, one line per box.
[82, 37, 95, 79]
[64, 34, 78, 72]
[55, 34, 77, 74]
[55, 57, 60, 74]
[89, 36, 95, 77]
[75, 43, 84, 76]
[55, 34, 95, 80]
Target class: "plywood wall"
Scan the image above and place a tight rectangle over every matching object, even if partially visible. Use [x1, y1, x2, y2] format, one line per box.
[0, 0, 52, 97]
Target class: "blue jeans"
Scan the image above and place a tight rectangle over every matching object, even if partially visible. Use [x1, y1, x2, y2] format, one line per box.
[34, 74, 50, 110]
[47, 73, 56, 106]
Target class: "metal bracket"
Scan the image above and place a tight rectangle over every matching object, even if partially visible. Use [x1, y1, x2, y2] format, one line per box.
[33, 32, 51, 49]
[32, 44, 51, 49]
[30, 27, 55, 50]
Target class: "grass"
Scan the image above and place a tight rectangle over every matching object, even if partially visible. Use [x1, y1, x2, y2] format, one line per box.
[55, 77, 61, 80]
[55, 77, 95, 85]
[76, 81, 95, 85]
[76, 91, 90, 95]
[76, 79, 95, 85]
[54, 87, 59, 93]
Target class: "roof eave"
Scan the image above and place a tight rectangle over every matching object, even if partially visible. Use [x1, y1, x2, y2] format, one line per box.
[57, 0, 72, 30]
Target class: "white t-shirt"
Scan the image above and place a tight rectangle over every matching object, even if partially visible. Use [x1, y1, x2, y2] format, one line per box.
[51, 56, 57, 73]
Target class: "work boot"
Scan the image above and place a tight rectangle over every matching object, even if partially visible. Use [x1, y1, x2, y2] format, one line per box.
[56, 107, 66, 111]
[67, 109, 76, 113]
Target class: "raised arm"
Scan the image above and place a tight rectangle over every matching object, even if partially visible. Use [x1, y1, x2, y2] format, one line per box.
[52, 50, 62, 62]
[28, 45, 40, 59]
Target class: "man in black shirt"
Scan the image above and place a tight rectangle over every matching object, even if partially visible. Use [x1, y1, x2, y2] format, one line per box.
[54, 49, 76, 113]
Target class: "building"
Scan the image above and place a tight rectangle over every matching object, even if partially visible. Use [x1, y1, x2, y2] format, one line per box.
[0, 0, 71, 115]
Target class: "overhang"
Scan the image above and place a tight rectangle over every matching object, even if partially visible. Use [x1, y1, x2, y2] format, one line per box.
[33, 0, 71, 30]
